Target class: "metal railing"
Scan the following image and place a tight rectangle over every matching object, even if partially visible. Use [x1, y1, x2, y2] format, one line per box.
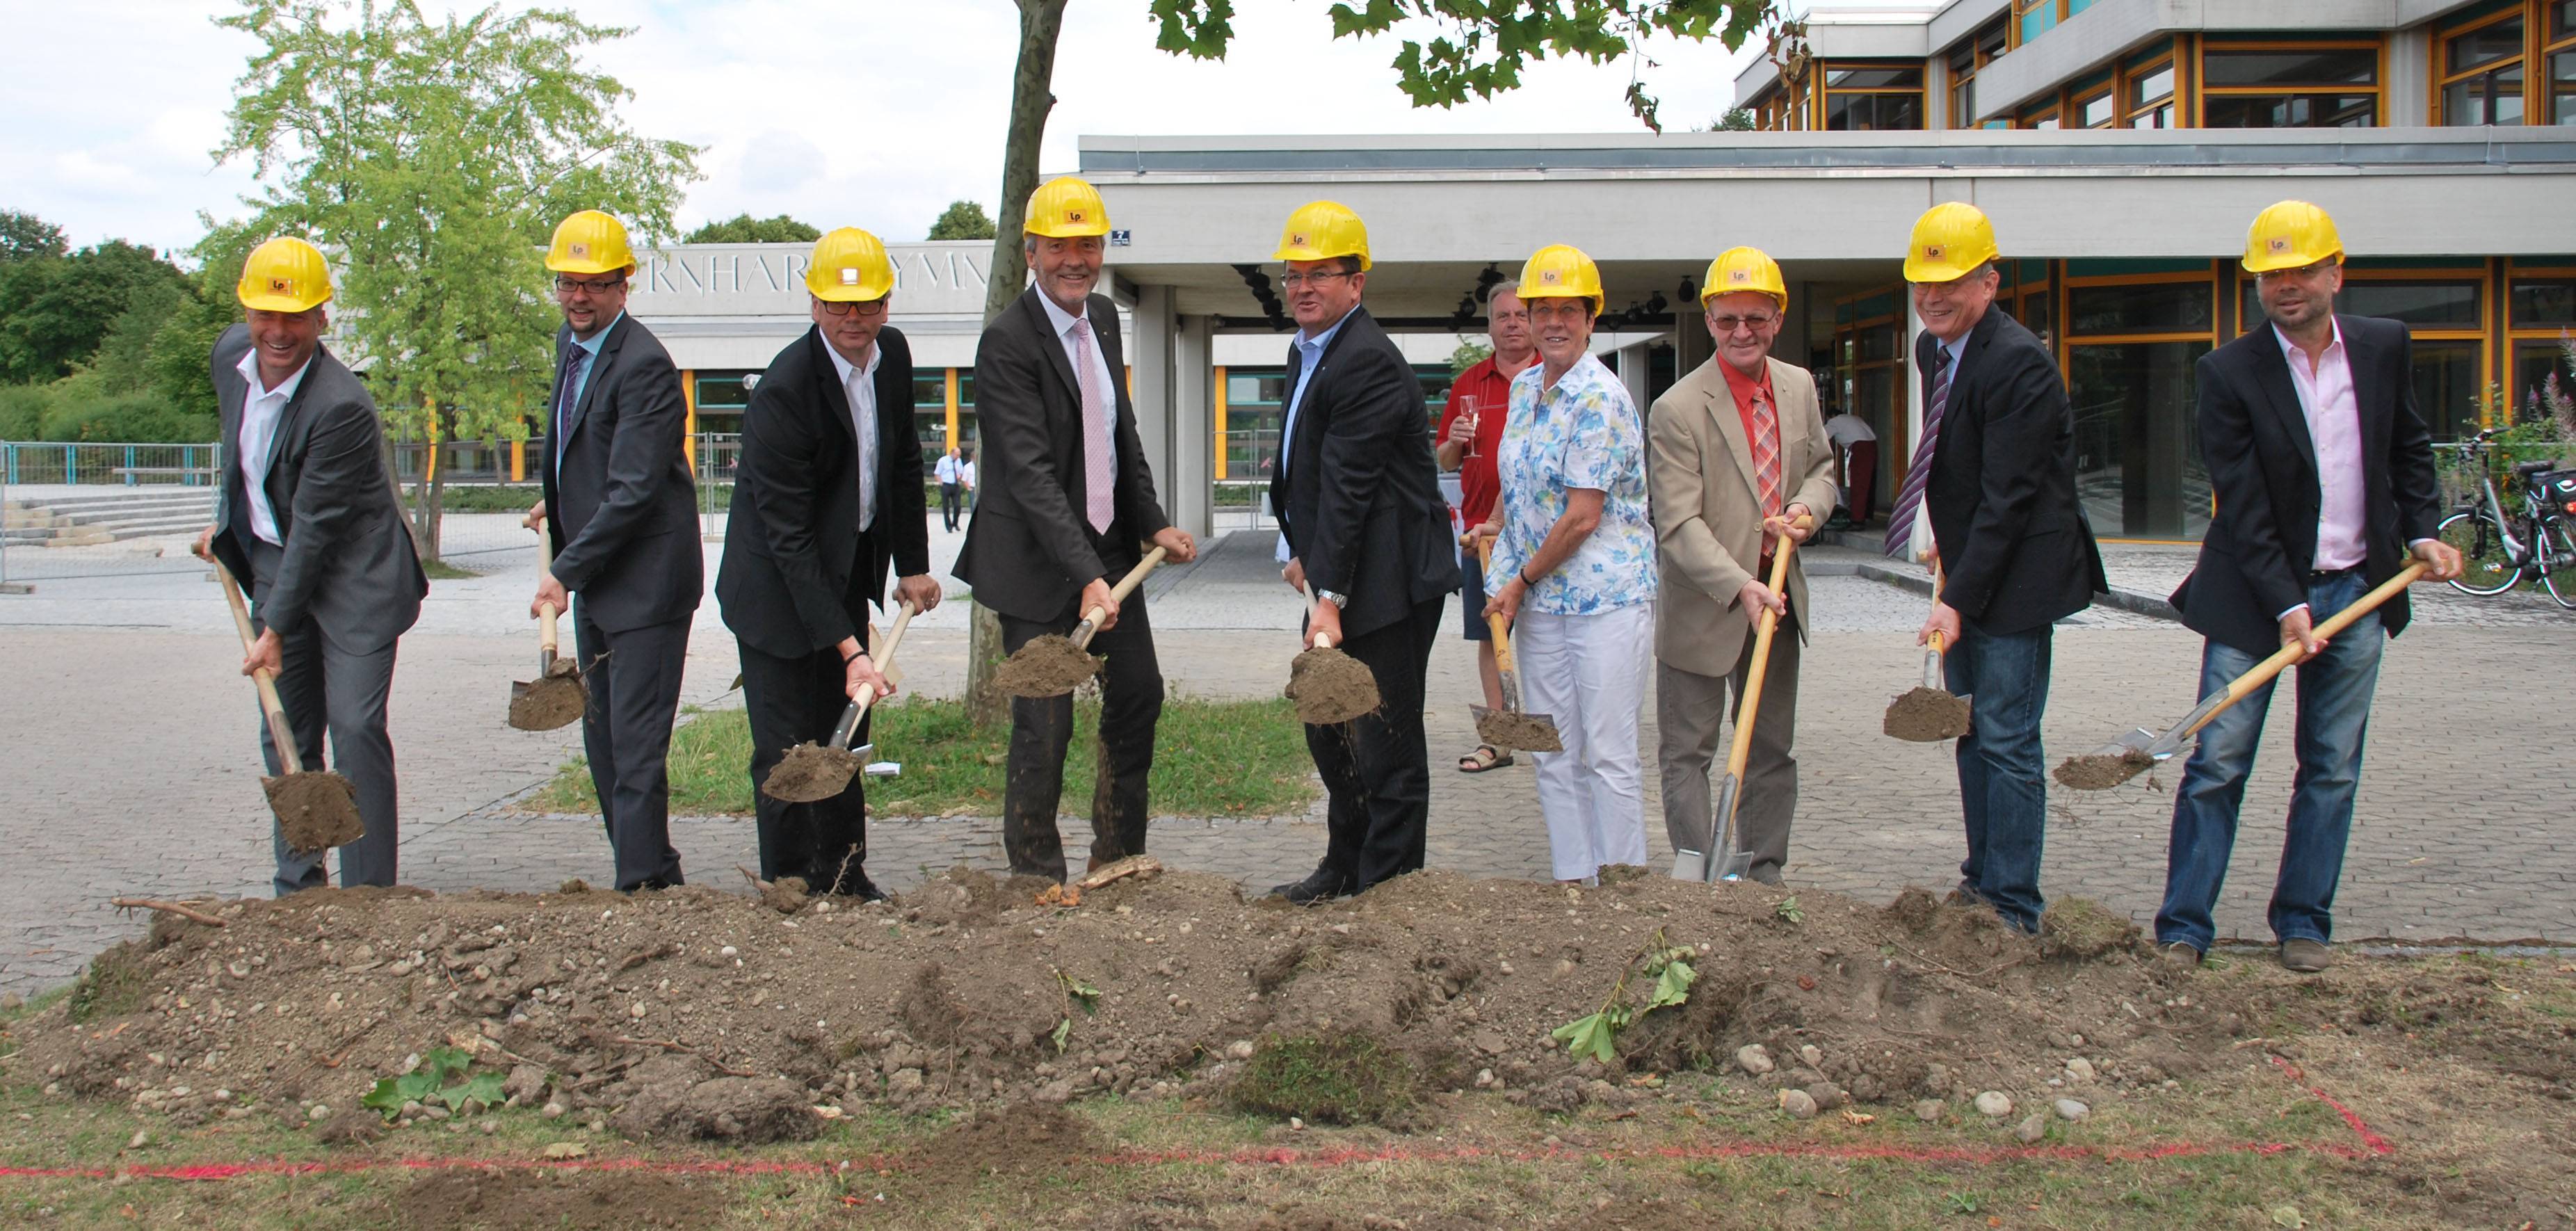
[1, 442, 225, 585]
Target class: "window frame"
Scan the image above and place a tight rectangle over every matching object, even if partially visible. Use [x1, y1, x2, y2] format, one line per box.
[1943, 18, 2011, 128]
[2433, 3, 2539, 126]
[1814, 58, 1928, 131]
[2234, 262, 2495, 438]
[2196, 35, 2385, 128]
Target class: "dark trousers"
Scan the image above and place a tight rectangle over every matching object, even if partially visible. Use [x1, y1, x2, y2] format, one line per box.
[1307, 595, 1445, 891]
[739, 638, 871, 893]
[1844, 440, 1878, 522]
[243, 538, 400, 896]
[1945, 618, 2054, 933]
[939, 483, 963, 532]
[998, 577, 1165, 882]
[571, 605, 691, 891]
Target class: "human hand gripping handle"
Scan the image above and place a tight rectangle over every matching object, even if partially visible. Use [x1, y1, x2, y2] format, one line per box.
[1072, 547, 1169, 651]
[216, 559, 306, 775]
[828, 599, 919, 750]
[2183, 563, 2429, 742]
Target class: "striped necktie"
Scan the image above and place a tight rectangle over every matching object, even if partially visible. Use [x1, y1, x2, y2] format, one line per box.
[1883, 346, 1953, 561]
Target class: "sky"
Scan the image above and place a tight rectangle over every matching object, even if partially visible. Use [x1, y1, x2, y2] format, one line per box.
[0, 1, 1913, 261]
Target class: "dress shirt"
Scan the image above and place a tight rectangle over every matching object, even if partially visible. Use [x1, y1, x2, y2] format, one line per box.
[2273, 321, 2367, 581]
[554, 312, 618, 477]
[1276, 306, 1357, 563]
[935, 454, 960, 484]
[1716, 356, 1779, 465]
[823, 339, 881, 532]
[234, 348, 312, 547]
[1036, 292, 1118, 474]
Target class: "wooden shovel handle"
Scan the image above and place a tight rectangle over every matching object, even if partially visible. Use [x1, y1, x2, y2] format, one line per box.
[2186, 562, 2426, 738]
[535, 527, 559, 657]
[1475, 537, 1519, 676]
[836, 599, 922, 747]
[1080, 546, 1168, 627]
[1723, 515, 1812, 782]
[214, 560, 304, 775]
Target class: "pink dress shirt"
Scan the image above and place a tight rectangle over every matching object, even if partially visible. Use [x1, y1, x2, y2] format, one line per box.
[2273, 322, 2367, 616]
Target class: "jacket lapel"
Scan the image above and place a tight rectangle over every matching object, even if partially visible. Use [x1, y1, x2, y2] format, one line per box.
[2246, 324, 2321, 479]
[1703, 363, 1761, 496]
[1766, 355, 1814, 474]
[807, 328, 858, 446]
[1022, 289, 1082, 405]
[562, 315, 627, 447]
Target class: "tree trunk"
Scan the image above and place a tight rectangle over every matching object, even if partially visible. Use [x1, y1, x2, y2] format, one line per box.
[964, 0, 1070, 728]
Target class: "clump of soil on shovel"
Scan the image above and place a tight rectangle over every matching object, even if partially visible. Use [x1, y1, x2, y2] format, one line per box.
[1476, 708, 1563, 753]
[1286, 646, 1380, 723]
[1883, 686, 1972, 742]
[2053, 748, 2152, 790]
[762, 742, 857, 803]
[506, 667, 586, 732]
[264, 771, 362, 853]
[993, 634, 1102, 698]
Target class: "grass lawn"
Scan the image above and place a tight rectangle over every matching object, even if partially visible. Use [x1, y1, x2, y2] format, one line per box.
[526, 695, 1318, 818]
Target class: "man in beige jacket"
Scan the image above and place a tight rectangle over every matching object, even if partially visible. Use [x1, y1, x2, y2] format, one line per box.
[1648, 248, 1840, 885]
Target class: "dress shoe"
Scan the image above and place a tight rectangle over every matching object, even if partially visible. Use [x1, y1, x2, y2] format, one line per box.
[1268, 867, 1353, 906]
[2156, 940, 2201, 969]
[2280, 938, 2331, 973]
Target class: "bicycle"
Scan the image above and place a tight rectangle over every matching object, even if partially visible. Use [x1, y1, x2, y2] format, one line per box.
[2435, 427, 2576, 608]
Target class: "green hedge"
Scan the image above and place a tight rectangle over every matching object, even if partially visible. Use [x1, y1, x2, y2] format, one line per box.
[0, 375, 215, 444]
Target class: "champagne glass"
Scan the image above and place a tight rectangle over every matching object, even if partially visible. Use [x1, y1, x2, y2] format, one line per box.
[1456, 394, 1483, 460]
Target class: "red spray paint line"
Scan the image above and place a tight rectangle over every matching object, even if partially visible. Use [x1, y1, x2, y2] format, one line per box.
[2270, 1054, 2395, 1155]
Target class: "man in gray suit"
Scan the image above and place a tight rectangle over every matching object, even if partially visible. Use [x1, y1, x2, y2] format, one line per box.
[195, 237, 427, 896]
[523, 210, 702, 892]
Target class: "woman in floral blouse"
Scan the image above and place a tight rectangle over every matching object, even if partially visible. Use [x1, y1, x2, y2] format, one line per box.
[1471, 245, 1659, 885]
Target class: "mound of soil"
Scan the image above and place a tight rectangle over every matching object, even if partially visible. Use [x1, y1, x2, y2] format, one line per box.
[761, 742, 859, 803]
[995, 635, 1102, 698]
[264, 771, 362, 853]
[396, 1166, 730, 1230]
[1285, 647, 1378, 724]
[13, 867, 2568, 1156]
[2053, 749, 2151, 790]
[1881, 686, 1971, 742]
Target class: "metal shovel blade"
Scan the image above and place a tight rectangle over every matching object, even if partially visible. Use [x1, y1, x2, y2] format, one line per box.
[1706, 773, 1755, 883]
[760, 702, 870, 803]
[508, 657, 586, 731]
[1471, 703, 1563, 753]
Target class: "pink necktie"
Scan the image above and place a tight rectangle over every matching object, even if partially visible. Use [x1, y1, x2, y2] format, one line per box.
[1071, 317, 1113, 534]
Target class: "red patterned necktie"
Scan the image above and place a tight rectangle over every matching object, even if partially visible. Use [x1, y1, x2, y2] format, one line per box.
[1750, 387, 1782, 552]
[1071, 316, 1113, 534]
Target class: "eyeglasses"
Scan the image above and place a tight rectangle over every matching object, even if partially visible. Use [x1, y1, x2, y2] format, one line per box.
[554, 275, 625, 295]
[819, 298, 889, 319]
[1278, 269, 1355, 289]
[1707, 313, 1778, 335]
[1525, 300, 1593, 321]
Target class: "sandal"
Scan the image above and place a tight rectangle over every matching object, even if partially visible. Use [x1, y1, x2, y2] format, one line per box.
[1457, 743, 1515, 773]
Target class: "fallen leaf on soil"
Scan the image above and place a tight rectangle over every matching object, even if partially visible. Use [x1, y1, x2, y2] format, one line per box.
[1036, 885, 1083, 908]
[542, 1142, 586, 1159]
[1842, 1110, 1875, 1125]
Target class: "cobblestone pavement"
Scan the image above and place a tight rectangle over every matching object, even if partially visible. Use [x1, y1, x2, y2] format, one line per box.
[5, 530, 2570, 997]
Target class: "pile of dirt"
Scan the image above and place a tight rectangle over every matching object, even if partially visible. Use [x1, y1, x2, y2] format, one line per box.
[2053, 748, 2152, 790]
[1285, 646, 1379, 724]
[760, 741, 859, 803]
[264, 771, 362, 853]
[9, 868, 2566, 1154]
[1474, 707, 1562, 753]
[1880, 685, 1971, 742]
[995, 635, 1102, 698]
[396, 1166, 730, 1230]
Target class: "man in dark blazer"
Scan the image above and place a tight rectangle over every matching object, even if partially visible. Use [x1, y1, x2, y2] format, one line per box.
[524, 209, 702, 893]
[2156, 201, 2461, 974]
[715, 227, 940, 900]
[1885, 203, 2107, 935]
[1264, 201, 1462, 903]
[194, 237, 426, 896]
[954, 177, 1198, 883]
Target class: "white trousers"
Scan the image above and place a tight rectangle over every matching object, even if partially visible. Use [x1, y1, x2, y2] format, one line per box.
[1513, 602, 1654, 881]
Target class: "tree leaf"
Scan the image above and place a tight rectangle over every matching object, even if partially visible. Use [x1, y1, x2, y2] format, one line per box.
[1648, 958, 1696, 1011]
[360, 1077, 408, 1117]
[1050, 1017, 1072, 1053]
[1551, 1012, 1619, 1063]
[420, 1046, 473, 1083]
[437, 1070, 505, 1111]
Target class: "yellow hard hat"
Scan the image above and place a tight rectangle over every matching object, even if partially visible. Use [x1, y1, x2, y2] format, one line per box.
[1273, 200, 1371, 271]
[805, 227, 894, 302]
[1515, 244, 1604, 309]
[1701, 246, 1787, 311]
[236, 237, 332, 313]
[546, 210, 636, 275]
[1903, 202, 2000, 284]
[2241, 200, 2344, 273]
[1025, 177, 1111, 238]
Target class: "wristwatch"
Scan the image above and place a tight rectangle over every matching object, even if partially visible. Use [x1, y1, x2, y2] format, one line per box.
[1314, 589, 1349, 609]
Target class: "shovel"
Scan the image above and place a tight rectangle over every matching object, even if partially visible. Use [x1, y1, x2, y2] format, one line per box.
[762, 599, 920, 803]
[995, 547, 1168, 700]
[2057, 562, 2429, 790]
[216, 560, 364, 854]
[508, 530, 587, 731]
[1287, 618, 1383, 725]
[1470, 538, 1561, 752]
[1672, 514, 1810, 883]
[1883, 563, 1972, 742]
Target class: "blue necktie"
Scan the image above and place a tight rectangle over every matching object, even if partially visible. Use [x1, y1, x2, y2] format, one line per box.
[554, 346, 589, 476]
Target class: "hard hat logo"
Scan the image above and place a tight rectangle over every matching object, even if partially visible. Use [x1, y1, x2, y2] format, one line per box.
[1924, 244, 1943, 261]
[1541, 269, 1563, 284]
[1066, 209, 1085, 224]
[1730, 269, 1750, 284]
[2269, 236, 2292, 253]
[568, 241, 590, 259]
[268, 277, 293, 294]
[839, 268, 859, 285]
[1289, 232, 1309, 248]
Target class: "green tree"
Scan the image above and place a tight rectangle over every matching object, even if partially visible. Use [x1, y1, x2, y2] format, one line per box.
[1718, 105, 1756, 130]
[0, 239, 191, 385]
[213, 0, 699, 561]
[927, 200, 997, 241]
[960, 0, 1772, 721]
[0, 210, 67, 263]
[683, 212, 820, 244]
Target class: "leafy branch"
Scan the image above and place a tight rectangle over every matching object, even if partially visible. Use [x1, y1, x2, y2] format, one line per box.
[358, 1045, 506, 1121]
[1049, 968, 1102, 1054]
[1550, 928, 1696, 1063]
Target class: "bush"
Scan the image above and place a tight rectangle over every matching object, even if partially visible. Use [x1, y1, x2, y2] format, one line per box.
[0, 384, 45, 439]
[34, 370, 214, 443]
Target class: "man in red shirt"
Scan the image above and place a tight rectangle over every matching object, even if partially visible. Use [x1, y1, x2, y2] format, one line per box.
[1437, 286, 1535, 773]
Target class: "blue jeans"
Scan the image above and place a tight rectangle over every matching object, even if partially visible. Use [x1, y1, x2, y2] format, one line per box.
[1945, 619, 2053, 933]
[2155, 569, 2384, 952]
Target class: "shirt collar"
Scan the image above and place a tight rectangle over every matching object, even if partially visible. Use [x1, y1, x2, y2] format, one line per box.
[1539, 351, 1617, 399]
[1297, 306, 1357, 355]
[1718, 354, 1774, 402]
[571, 312, 621, 357]
[1037, 289, 1089, 338]
[235, 346, 314, 403]
[2271, 316, 2344, 367]
[823, 335, 880, 390]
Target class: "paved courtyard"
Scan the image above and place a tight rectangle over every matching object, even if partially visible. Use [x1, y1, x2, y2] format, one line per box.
[3, 524, 2570, 997]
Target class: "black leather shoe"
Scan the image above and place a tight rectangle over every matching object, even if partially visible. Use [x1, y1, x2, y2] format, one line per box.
[1269, 867, 1353, 906]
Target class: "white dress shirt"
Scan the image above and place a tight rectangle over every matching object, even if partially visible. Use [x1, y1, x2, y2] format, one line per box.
[823, 340, 881, 532]
[935, 454, 960, 484]
[2275, 321, 2368, 576]
[1036, 291, 1118, 472]
[234, 348, 312, 547]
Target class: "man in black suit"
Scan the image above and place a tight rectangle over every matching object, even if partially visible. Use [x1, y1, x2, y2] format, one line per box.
[523, 209, 702, 893]
[1884, 202, 2107, 935]
[954, 177, 1198, 883]
[194, 237, 427, 896]
[1264, 200, 1463, 903]
[2156, 201, 2462, 974]
[714, 227, 940, 899]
